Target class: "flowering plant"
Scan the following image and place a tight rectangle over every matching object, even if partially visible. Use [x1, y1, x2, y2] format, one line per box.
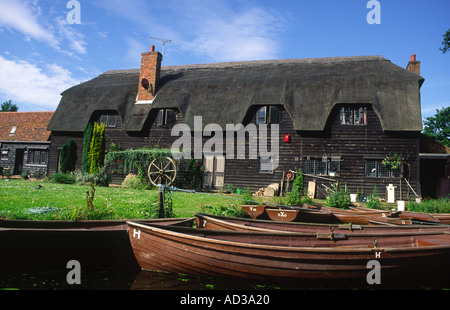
[382, 153, 404, 170]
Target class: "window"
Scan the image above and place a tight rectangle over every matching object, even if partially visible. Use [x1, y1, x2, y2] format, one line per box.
[340, 107, 367, 125]
[27, 150, 48, 165]
[9, 126, 17, 136]
[99, 114, 117, 128]
[1, 150, 8, 160]
[303, 156, 341, 176]
[156, 109, 177, 126]
[365, 160, 401, 178]
[256, 106, 282, 124]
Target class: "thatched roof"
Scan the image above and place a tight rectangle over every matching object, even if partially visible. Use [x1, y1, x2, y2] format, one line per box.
[47, 55, 424, 133]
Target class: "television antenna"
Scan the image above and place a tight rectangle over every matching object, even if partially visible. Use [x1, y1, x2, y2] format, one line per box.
[149, 37, 172, 57]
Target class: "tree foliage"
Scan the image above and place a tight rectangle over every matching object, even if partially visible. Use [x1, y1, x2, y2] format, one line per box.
[287, 169, 304, 206]
[82, 122, 93, 173]
[1, 100, 18, 112]
[440, 28, 450, 54]
[89, 122, 106, 174]
[60, 140, 77, 173]
[423, 107, 450, 147]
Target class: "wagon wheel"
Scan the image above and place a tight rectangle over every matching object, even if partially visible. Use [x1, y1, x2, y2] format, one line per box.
[147, 157, 177, 186]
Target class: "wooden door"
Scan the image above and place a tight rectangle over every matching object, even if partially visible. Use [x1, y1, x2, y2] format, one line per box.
[203, 155, 225, 189]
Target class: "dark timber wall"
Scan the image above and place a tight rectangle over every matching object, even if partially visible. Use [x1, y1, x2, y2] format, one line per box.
[48, 104, 420, 201]
[224, 104, 421, 201]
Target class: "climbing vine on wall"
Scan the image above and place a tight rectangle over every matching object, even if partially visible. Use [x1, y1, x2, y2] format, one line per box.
[105, 148, 174, 177]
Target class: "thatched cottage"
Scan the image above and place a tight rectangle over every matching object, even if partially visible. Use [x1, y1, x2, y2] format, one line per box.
[47, 47, 427, 200]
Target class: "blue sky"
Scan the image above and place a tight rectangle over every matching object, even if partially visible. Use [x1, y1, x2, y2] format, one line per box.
[0, 0, 448, 121]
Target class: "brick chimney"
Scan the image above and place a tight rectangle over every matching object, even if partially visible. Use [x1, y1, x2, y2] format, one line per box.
[136, 45, 162, 103]
[406, 54, 420, 75]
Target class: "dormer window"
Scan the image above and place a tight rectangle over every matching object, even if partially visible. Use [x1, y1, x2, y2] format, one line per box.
[9, 126, 17, 136]
[340, 107, 367, 125]
[256, 106, 282, 124]
[99, 114, 117, 128]
[156, 109, 177, 126]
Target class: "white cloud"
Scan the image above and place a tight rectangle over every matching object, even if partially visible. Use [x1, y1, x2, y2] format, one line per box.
[0, 55, 79, 110]
[54, 16, 87, 55]
[94, 0, 288, 63]
[182, 6, 285, 62]
[0, 0, 88, 56]
[0, 0, 57, 46]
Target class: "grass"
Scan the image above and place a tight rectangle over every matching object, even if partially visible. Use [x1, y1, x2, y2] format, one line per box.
[0, 178, 243, 220]
[1, 178, 448, 221]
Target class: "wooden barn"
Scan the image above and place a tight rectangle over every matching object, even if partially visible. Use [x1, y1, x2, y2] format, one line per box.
[47, 47, 425, 201]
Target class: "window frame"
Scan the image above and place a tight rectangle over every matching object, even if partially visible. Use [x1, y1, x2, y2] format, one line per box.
[99, 114, 118, 128]
[303, 156, 341, 176]
[1, 150, 8, 160]
[9, 126, 17, 136]
[156, 109, 178, 126]
[256, 106, 282, 125]
[364, 159, 402, 178]
[27, 149, 48, 165]
[339, 107, 367, 125]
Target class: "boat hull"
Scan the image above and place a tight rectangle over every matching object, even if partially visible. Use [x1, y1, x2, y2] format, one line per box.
[127, 221, 450, 284]
[195, 213, 450, 234]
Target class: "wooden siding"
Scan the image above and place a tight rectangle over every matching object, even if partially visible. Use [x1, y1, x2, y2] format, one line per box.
[48, 105, 421, 201]
[224, 104, 421, 200]
[48, 109, 184, 175]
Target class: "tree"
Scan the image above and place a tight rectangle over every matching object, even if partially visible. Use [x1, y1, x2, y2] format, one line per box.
[89, 122, 106, 174]
[82, 122, 93, 173]
[1, 100, 19, 112]
[60, 140, 77, 173]
[423, 107, 450, 147]
[440, 29, 450, 54]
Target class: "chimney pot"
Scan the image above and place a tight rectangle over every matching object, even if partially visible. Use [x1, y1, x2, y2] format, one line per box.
[406, 54, 420, 76]
[150, 45, 155, 52]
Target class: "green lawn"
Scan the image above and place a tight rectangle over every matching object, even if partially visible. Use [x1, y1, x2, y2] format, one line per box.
[0, 179, 242, 220]
[1, 178, 448, 221]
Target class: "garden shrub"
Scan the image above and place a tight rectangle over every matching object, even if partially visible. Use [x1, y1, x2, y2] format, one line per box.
[74, 167, 110, 187]
[287, 169, 304, 206]
[326, 187, 351, 209]
[82, 122, 93, 173]
[89, 122, 105, 174]
[32, 170, 46, 180]
[60, 140, 77, 173]
[51, 173, 75, 184]
[366, 186, 381, 209]
[201, 205, 247, 217]
[121, 173, 149, 190]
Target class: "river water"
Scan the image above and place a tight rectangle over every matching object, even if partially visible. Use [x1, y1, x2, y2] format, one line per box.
[1, 267, 448, 291]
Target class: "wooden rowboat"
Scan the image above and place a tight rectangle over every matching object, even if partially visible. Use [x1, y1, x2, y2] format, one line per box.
[265, 207, 413, 225]
[241, 205, 267, 219]
[242, 204, 334, 223]
[350, 206, 449, 224]
[0, 217, 194, 273]
[435, 214, 450, 225]
[195, 213, 450, 234]
[243, 204, 441, 225]
[127, 221, 450, 283]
